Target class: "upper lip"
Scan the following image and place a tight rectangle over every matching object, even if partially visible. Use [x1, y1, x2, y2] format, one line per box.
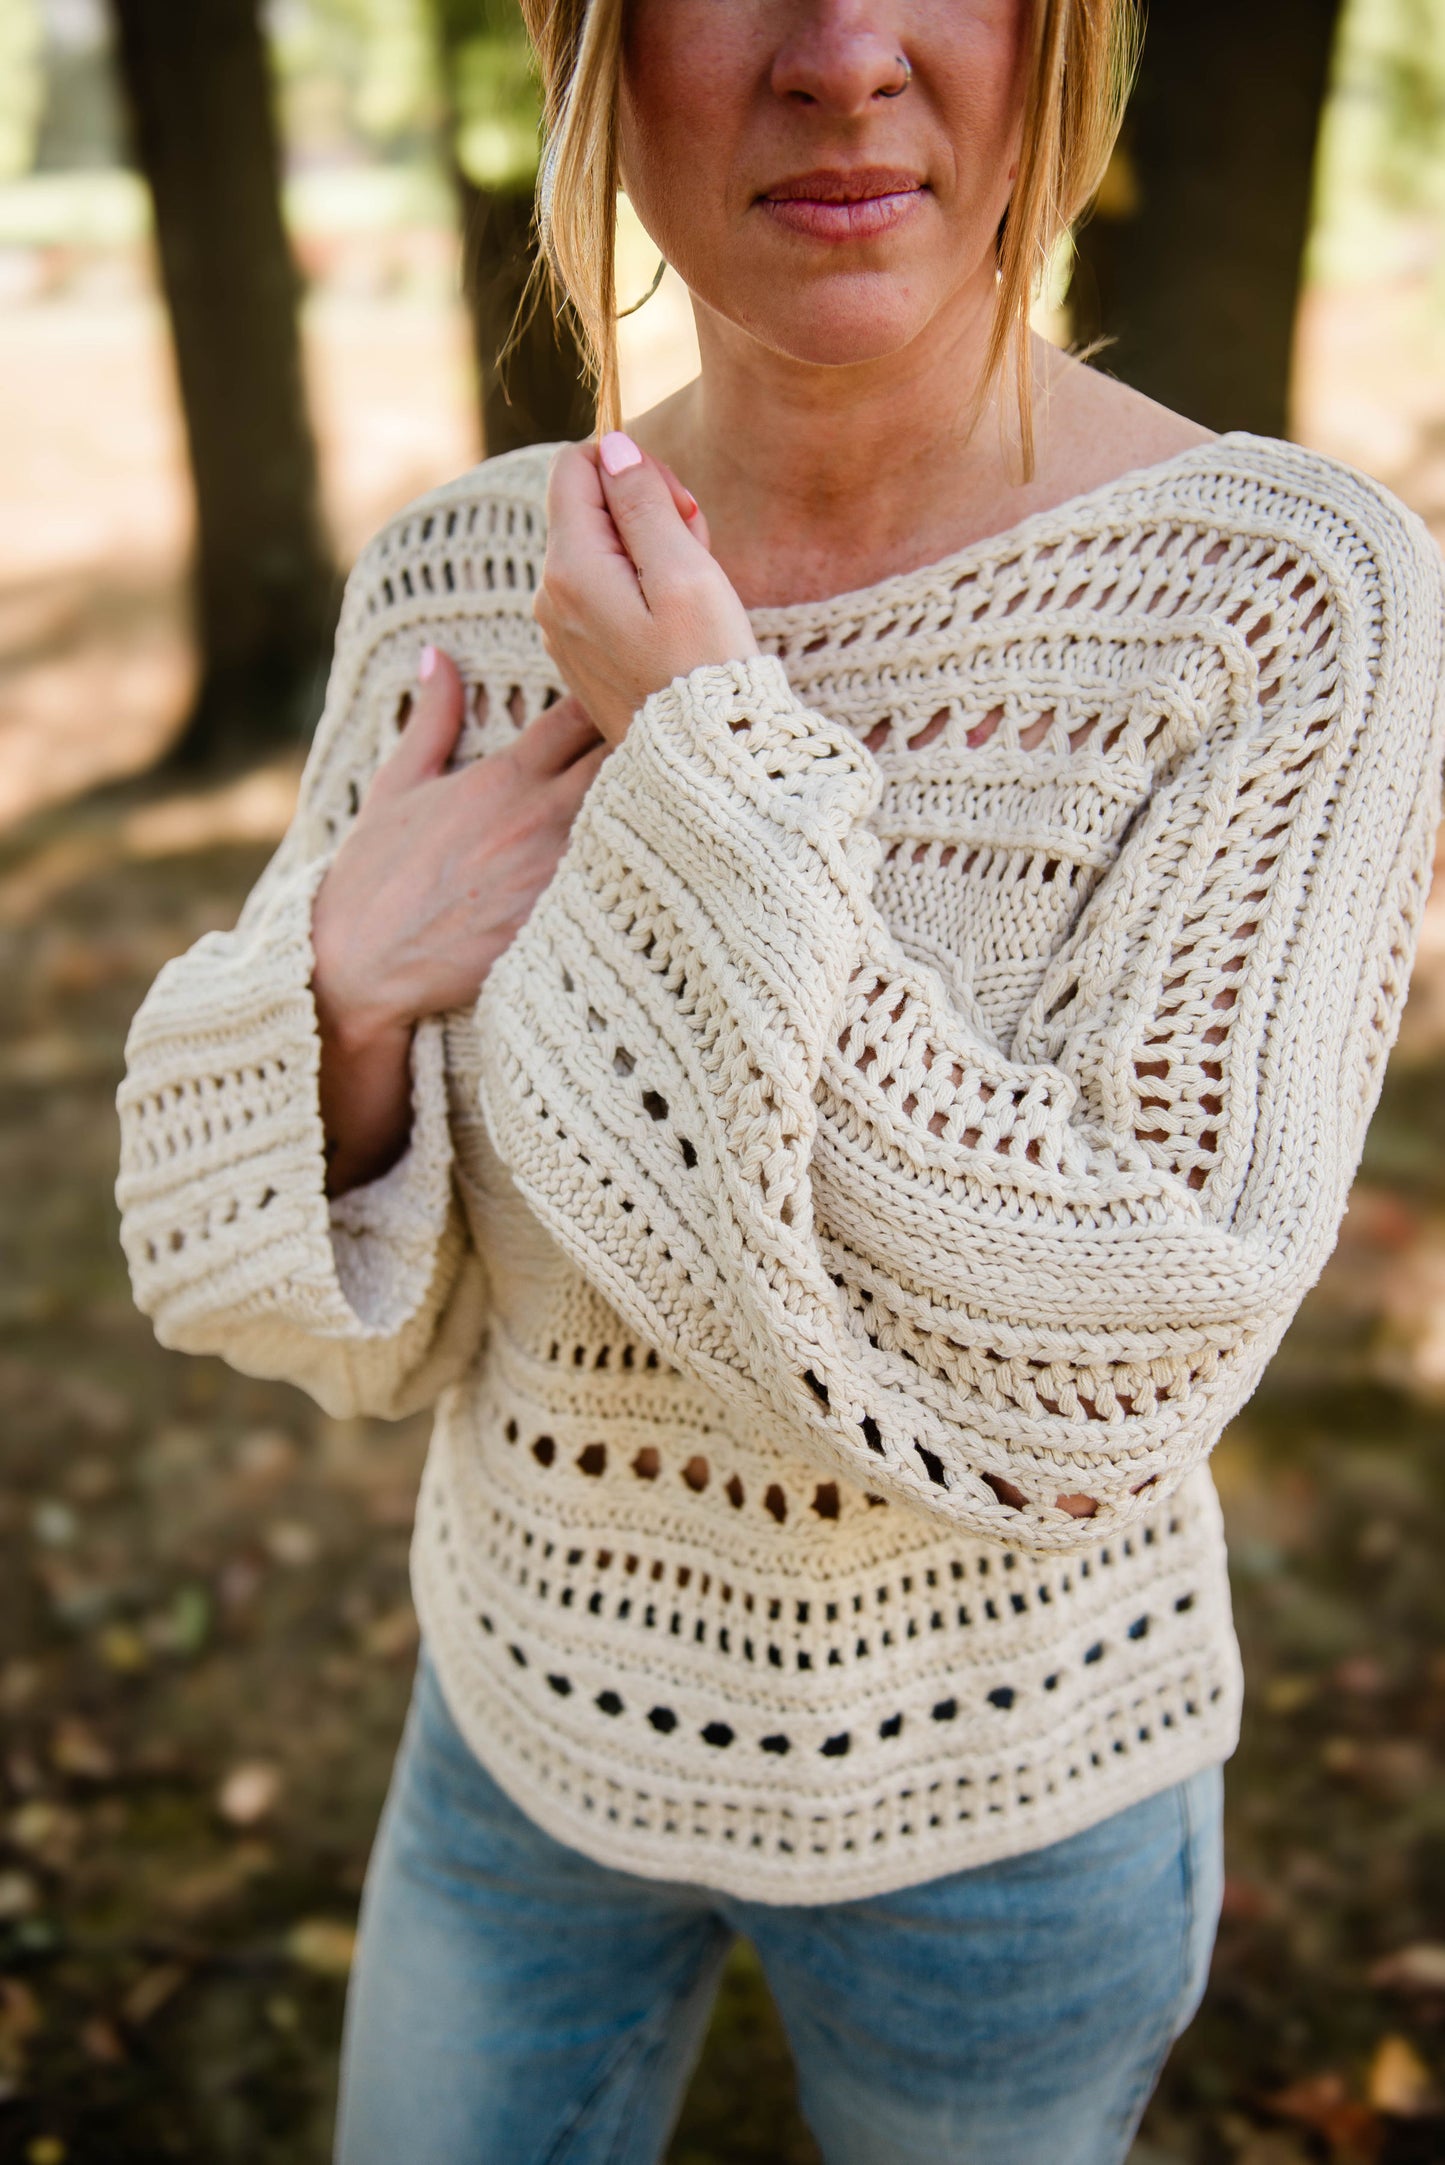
[759, 166, 926, 203]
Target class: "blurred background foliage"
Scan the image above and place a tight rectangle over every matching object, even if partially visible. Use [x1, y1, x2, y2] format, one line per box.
[1, 3, 1445, 2161]
[1311, 0, 1445, 279]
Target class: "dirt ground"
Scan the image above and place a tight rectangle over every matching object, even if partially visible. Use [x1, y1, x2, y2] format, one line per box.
[1, 255, 1445, 2162]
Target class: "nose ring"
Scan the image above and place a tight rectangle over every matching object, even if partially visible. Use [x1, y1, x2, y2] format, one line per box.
[878, 53, 912, 98]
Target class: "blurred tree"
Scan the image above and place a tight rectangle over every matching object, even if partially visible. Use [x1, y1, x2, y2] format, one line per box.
[0, 0, 44, 180]
[109, 0, 336, 766]
[1310, 0, 1445, 285]
[430, 0, 592, 452]
[267, 0, 438, 163]
[264, 0, 590, 448]
[1354, 0, 1445, 211]
[1071, 0, 1346, 437]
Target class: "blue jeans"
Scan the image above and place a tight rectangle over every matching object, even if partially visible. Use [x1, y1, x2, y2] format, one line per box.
[335, 1649, 1223, 2165]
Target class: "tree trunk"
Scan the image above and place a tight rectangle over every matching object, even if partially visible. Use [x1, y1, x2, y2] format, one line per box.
[428, 0, 593, 454]
[455, 173, 594, 456]
[109, 0, 336, 767]
[1069, 0, 1345, 437]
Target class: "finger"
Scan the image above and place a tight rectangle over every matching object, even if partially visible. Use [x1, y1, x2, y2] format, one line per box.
[514, 691, 604, 776]
[541, 439, 661, 634]
[572, 432, 701, 531]
[595, 432, 711, 602]
[370, 644, 465, 799]
[554, 736, 612, 804]
[546, 442, 630, 565]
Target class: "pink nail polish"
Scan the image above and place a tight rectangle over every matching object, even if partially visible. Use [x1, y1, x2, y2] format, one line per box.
[599, 430, 644, 477]
[679, 487, 700, 520]
[418, 643, 438, 681]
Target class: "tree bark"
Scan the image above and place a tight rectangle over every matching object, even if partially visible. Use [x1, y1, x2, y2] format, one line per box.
[109, 0, 336, 767]
[454, 173, 594, 456]
[1069, 0, 1345, 437]
[428, 0, 593, 454]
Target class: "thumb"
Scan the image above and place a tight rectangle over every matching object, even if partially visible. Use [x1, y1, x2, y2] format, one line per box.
[596, 431, 708, 595]
[651, 453, 712, 552]
[369, 644, 465, 800]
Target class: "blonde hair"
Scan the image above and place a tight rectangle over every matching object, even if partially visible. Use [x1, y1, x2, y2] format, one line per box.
[519, 0, 1140, 477]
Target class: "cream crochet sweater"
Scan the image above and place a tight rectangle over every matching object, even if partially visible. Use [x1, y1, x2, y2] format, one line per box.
[118, 433, 1445, 1901]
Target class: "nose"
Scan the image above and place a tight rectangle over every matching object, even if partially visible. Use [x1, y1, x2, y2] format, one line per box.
[770, 3, 909, 115]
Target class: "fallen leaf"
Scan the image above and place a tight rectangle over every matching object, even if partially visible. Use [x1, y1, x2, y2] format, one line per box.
[30, 1499, 77, 1549]
[0, 1980, 42, 2049]
[216, 1761, 282, 1828]
[1232, 2136, 1314, 2165]
[1263, 1673, 1318, 1715]
[360, 1603, 418, 1660]
[1221, 1875, 1277, 1924]
[79, 2017, 126, 2065]
[6, 1749, 45, 1796]
[1265, 2070, 1381, 2158]
[50, 1717, 117, 1782]
[120, 1964, 186, 2027]
[1371, 1944, 1445, 1994]
[164, 1839, 273, 1917]
[1321, 1736, 1361, 1777]
[146, 1585, 210, 1658]
[286, 1917, 356, 1977]
[1355, 1518, 1399, 1564]
[0, 1662, 43, 1713]
[63, 1457, 120, 1505]
[1334, 1656, 1388, 1696]
[215, 1555, 264, 1613]
[232, 1427, 299, 1487]
[0, 1872, 39, 1921]
[1367, 2034, 1443, 2117]
[8, 1801, 83, 1868]
[263, 1519, 319, 1567]
[365, 1487, 416, 1529]
[95, 1624, 148, 1674]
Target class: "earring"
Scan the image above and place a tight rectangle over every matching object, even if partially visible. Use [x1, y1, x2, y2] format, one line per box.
[618, 257, 667, 318]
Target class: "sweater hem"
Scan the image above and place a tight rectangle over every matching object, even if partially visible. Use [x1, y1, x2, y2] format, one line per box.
[410, 1486, 1243, 1907]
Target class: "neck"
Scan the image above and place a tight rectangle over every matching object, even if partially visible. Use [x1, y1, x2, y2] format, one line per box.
[636, 267, 1064, 610]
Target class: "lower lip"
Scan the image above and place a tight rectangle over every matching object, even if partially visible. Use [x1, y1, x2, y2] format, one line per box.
[758, 189, 925, 242]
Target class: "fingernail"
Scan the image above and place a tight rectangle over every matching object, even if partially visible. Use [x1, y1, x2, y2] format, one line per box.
[599, 430, 643, 476]
[679, 487, 700, 520]
[418, 643, 438, 682]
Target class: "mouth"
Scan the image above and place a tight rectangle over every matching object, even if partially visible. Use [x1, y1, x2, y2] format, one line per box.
[756, 166, 928, 242]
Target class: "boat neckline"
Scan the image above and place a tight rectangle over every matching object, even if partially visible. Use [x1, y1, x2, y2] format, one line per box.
[741, 427, 1262, 631]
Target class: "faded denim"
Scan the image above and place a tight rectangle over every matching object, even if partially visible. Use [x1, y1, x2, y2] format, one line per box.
[335, 1648, 1223, 2165]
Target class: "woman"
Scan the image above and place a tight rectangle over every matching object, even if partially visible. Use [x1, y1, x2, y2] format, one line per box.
[117, 2, 1445, 2160]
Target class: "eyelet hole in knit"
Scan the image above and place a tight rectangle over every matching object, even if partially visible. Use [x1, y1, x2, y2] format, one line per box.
[120, 446, 1429, 1899]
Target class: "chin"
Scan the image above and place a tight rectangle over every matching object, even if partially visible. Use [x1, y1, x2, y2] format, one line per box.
[723, 281, 939, 371]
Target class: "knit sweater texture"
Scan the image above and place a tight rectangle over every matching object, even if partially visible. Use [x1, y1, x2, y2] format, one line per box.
[117, 432, 1445, 1901]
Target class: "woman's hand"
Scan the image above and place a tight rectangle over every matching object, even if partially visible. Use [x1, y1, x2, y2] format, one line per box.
[310, 646, 609, 1193]
[534, 433, 759, 747]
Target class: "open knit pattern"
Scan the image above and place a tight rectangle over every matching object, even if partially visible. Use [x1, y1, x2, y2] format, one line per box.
[118, 432, 1445, 1900]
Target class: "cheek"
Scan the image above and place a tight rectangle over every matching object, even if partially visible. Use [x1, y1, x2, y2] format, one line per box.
[619, 8, 755, 257]
[926, 3, 1030, 200]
